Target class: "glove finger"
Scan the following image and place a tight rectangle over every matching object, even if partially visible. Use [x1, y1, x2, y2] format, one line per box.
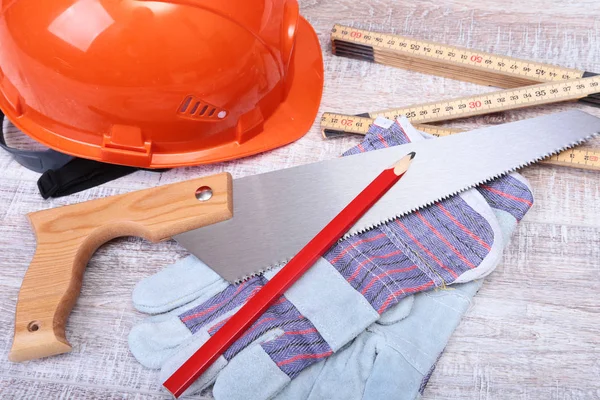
[133, 255, 229, 314]
[130, 275, 264, 368]
[129, 311, 198, 369]
[131, 274, 275, 396]
[158, 330, 229, 397]
[284, 331, 380, 400]
[168, 300, 296, 399]
[212, 343, 291, 400]
[447, 186, 505, 283]
[478, 171, 534, 225]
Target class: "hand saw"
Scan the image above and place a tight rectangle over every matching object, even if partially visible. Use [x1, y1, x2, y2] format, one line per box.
[9, 111, 600, 363]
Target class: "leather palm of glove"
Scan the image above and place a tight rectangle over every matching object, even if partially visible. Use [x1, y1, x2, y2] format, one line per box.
[128, 118, 533, 399]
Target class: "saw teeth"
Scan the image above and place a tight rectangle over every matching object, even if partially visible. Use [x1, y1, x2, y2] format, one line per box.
[233, 257, 292, 284]
[235, 130, 598, 281]
[342, 131, 599, 240]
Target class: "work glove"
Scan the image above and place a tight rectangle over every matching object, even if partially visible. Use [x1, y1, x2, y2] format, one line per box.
[128, 118, 532, 399]
[273, 119, 533, 400]
[273, 279, 484, 400]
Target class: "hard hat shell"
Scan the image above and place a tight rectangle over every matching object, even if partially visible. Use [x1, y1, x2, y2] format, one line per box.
[0, 0, 323, 168]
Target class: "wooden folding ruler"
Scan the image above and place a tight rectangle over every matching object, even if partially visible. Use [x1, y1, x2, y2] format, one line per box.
[322, 24, 600, 171]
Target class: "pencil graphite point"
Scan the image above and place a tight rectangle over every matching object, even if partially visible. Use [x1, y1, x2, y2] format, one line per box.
[393, 152, 416, 176]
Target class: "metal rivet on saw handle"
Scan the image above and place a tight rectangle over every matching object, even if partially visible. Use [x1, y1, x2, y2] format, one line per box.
[195, 186, 213, 201]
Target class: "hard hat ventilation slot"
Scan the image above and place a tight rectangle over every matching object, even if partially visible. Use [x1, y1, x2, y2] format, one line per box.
[180, 96, 192, 113]
[178, 95, 227, 120]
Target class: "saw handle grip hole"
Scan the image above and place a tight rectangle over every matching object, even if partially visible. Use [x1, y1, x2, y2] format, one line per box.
[195, 186, 213, 202]
[27, 321, 41, 332]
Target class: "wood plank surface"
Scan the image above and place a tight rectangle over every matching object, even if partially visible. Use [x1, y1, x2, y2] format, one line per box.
[1, 0, 599, 398]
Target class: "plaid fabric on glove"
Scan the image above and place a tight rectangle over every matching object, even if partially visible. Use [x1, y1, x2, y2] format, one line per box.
[328, 118, 533, 315]
[129, 118, 531, 400]
[272, 118, 533, 400]
[178, 274, 333, 377]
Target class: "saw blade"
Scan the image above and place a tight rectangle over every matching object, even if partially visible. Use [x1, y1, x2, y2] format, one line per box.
[174, 110, 600, 282]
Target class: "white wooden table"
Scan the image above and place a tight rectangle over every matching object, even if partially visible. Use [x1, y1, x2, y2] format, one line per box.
[1, 1, 599, 398]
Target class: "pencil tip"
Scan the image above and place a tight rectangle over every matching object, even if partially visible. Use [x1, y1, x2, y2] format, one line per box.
[392, 152, 417, 175]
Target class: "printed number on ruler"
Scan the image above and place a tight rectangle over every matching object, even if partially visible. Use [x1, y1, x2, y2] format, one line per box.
[332, 24, 584, 82]
[323, 115, 373, 134]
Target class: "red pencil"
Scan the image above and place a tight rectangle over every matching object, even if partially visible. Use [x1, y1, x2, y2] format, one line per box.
[163, 151, 417, 398]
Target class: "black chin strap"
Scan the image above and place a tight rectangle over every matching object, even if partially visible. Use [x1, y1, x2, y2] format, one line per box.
[37, 158, 142, 199]
[1, 110, 167, 199]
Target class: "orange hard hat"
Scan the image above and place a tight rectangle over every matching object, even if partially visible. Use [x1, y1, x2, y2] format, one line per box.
[0, 0, 323, 168]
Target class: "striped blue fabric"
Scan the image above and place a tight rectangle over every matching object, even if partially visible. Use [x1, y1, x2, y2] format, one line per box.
[177, 118, 534, 380]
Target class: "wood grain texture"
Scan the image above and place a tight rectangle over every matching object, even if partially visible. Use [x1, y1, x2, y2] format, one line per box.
[1, 0, 599, 399]
[9, 173, 232, 363]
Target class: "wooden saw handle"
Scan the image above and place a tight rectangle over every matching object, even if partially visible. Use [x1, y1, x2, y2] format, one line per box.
[9, 173, 233, 362]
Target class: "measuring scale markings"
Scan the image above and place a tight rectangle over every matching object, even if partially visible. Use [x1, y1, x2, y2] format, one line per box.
[325, 25, 600, 171]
